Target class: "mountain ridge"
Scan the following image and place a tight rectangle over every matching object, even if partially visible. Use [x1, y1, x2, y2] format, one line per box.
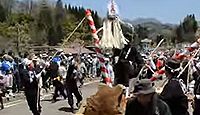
[123, 17, 178, 27]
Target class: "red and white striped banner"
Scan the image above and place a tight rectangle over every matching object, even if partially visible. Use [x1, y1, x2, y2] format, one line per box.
[85, 9, 111, 84]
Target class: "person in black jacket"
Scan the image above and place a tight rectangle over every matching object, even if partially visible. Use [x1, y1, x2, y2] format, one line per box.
[65, 63, 83, 113]
[125, 79, 171, 115]
[114, 44, 144, 87]
[21, 60, 41, 115]
[113, 43, 144, 97]
[0, 73, 5, 109]
[192, 61, 200, 115]
[48, 61, 66, 102]
[160, 58, 189, 115]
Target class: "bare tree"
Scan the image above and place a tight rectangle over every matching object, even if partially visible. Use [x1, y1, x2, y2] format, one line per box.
[0, 0, 14, 17]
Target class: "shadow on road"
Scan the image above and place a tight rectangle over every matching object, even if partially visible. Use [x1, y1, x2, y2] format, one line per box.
[41, 98, 63, 102]
[58, 107, 78, 112]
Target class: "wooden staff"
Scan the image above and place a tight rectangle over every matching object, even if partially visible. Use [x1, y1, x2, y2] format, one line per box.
[177, 48, 200, 79]
[36, 17, 86, 112]
[158, 48, 200, 94]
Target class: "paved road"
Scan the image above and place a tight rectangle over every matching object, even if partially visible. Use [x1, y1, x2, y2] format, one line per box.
[0, 82, 98, 115]
[0, 81, 193, 115]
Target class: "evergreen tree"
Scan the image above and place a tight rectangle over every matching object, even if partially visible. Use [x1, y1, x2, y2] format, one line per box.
[93, 11, 101, 28]
[176, 24, 183, 42]
[47, 27, 57, 46]
[36, 1, 54, 45]
[37, 1, 53, 30]
[0, 4, 6, 22]
[68, 4, 72, 11]
[55, 25, 63, 43]
[178, 14, 198, 42]
[182, 14, 198, 33]
[0, 0, 14, 18]
[54, 0, 65, 45]
[55, 0, 64, 24]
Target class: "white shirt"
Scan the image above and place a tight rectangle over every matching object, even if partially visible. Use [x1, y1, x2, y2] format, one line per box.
[106, 64, 115, 83]
[59, 66, 67, 79]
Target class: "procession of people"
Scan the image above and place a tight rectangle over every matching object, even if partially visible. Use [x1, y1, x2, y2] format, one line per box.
[1, 0, 200, 115]
[1, 42, 200, 115]
[0, 50, 101, 114]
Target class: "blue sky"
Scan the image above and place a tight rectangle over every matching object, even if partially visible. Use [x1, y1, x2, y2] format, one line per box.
[62, 0, 200, 24]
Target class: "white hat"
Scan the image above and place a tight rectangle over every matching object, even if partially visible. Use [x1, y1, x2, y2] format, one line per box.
[104, 58, 109, 61]
[195, 62, 200, 70]
[57, 48, 63, 52]
[40, 53, 48, 58]
[25, 59, 32, 66]
[32, 56, 40, 61]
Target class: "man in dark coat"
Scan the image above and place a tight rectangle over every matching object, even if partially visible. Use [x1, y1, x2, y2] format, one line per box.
[21, 60, 41, 115]
[114, 44, 144, 87]
[48, 61, 67, 102]
[160, 59, 189, 115]
[113, 44, 144, 98]
[65, 63, 83, 113]
[125, 79, 171, 115]
[0, 73, 5, 109]
[192, 61, 200, 115]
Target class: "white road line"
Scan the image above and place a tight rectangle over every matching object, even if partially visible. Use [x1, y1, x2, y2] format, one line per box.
[4, 100, 23, 108]
[3, 80, 99, 108]
[4, 100, 22, 105]
[83, 80, 100, 86]
[41, 80, 99, 98]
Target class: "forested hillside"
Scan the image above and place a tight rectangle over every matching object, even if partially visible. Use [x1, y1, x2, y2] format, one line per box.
[0, 0, 101, 52]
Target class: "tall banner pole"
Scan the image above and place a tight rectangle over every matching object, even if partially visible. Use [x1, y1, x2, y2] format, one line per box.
[85, 9, 111, 85]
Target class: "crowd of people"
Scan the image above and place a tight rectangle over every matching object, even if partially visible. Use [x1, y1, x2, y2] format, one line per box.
[0, 50, 103, 114]
[0, 44, 200, 115]
[123, 47, 200, 115]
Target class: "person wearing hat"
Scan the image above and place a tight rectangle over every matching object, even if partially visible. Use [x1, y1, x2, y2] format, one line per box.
[91, 54, 98, 78]
[21, 60, 41, 115]
[160, 58, 189, 115]
[65, 61, 83, 113]
[125, 79, 171, 115]
[103, 57, 115, 86]
[48, 60, 67, 103]
[76, 57, 87, 87]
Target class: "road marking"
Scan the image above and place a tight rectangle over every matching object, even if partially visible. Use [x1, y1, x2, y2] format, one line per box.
[4, 100, 23, 108]
[3, 80, 100, 108]
[83, 80, 100, 86]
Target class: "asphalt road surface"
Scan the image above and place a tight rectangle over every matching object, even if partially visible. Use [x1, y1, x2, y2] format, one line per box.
[0, 82, 98, 115]
[0, 81, 193, 115]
